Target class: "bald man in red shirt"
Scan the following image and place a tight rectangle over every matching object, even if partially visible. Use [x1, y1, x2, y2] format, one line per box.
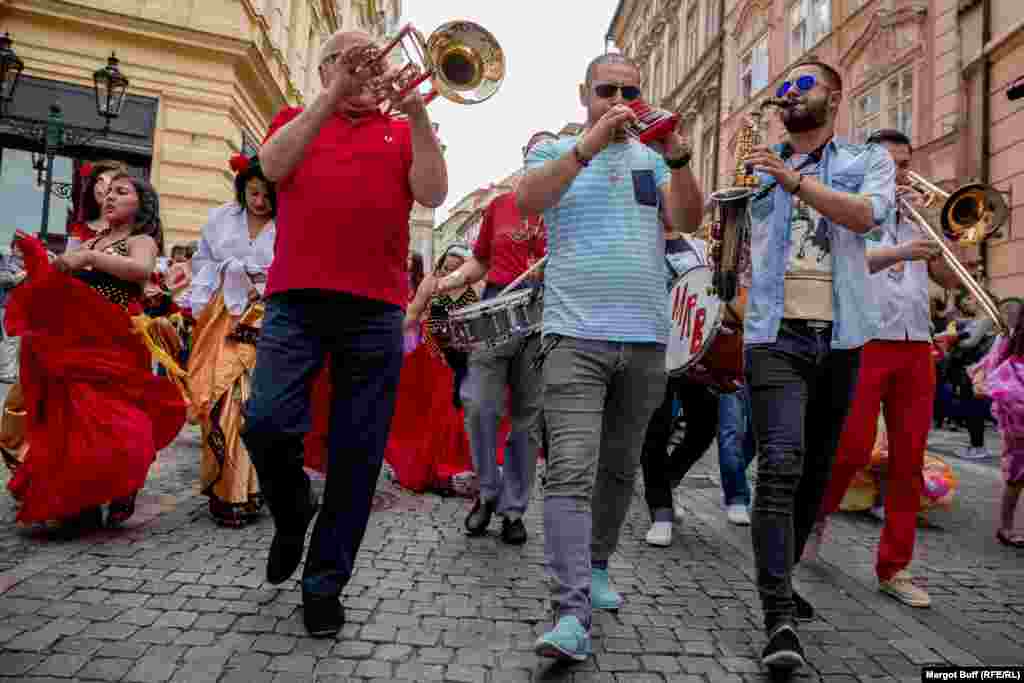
[241, 30, 447, 639]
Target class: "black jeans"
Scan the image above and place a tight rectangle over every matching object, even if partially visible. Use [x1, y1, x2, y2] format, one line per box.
[241, 290, 404, 599]
[745, 321, 861, 631]
[641, 375, 719, 516]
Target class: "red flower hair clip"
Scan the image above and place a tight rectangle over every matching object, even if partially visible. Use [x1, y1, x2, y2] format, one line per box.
[229, 154, 250, 174]
[79, 162, 94, 179]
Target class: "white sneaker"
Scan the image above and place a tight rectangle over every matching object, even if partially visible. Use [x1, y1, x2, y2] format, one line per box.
[645, 521, 673, 547]
[801, 519, 829, 563]
[726, 504, 751, 526]
[962, 446, 990, 460]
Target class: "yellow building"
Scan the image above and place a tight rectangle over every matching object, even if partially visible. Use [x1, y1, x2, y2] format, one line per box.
[0, 0, 414, 251]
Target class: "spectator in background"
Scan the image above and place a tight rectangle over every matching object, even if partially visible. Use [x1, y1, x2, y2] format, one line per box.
[0, 244, 25, 383]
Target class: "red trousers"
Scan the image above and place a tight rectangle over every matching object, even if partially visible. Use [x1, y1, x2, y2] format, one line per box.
[820, 340, 935, 581]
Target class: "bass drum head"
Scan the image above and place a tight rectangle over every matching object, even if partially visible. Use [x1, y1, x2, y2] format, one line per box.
[665, 265, 724, 375]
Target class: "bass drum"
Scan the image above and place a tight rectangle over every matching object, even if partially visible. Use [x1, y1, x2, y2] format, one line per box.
[666, 264, 744, 394]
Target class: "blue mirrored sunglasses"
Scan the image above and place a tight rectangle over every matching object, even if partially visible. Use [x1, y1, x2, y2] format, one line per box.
[776, 75, 817, 98]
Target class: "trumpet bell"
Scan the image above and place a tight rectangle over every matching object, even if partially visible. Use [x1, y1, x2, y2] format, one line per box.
[427, 21, 504, 105]
[942, 183, 1008, 244]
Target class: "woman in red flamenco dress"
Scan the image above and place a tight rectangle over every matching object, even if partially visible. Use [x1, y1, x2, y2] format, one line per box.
[4, 173, 187, 529]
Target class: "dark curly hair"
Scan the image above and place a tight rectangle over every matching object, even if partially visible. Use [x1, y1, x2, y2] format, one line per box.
[109, 172, 165, 256]
[234, 159, 277, 219]
[81, 160, 129, 222]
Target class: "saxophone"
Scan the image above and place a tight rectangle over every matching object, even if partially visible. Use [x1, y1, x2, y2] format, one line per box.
[708, 98, 791, 302]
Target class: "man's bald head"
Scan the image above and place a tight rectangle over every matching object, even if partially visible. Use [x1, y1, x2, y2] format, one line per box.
[318, 30, 375, 66]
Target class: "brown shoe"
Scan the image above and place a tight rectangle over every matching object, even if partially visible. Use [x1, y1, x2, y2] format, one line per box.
[879, 571, 931, 608]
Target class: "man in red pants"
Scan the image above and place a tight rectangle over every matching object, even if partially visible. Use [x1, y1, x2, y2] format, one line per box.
[807, 129, 960, 607]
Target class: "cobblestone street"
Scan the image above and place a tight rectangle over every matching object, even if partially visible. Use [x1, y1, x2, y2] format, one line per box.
[0, 391, 1022, 682]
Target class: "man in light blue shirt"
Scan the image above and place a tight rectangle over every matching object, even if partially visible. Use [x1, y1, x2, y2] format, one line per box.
[518, 52, 703, 662]
[735, 59, 895, 673]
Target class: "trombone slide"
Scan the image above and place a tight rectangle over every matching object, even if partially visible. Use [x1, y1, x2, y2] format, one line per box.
[898, 197, 1007, 335]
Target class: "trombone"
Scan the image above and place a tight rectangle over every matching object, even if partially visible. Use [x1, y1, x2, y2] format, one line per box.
[897, 174, 1009, 335]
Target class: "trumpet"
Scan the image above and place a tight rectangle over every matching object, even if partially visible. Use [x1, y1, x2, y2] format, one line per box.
[340, 21, 505, 109]
[897, 178, 1009, 334]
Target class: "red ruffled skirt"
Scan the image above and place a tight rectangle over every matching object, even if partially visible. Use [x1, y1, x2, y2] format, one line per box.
[4, 237, 187, 523]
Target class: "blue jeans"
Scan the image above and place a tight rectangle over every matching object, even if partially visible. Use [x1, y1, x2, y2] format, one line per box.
[717, 387, 756, 507]
[241, 290, 403, 599]
[541, 336, 666, 627]
[745, 321, 861, 631]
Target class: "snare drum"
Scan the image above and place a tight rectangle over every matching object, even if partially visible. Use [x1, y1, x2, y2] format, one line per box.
[449, 287, 543, 352]
[666, 265, 743, 393]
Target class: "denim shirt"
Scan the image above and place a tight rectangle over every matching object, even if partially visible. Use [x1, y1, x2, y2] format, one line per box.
[744, 138, 895, 350]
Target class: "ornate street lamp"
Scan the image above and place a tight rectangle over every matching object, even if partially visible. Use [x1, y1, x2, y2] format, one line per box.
[93, 53, 128, 125]
[0, 32, 24, 114]
[0, 35, 130, 240]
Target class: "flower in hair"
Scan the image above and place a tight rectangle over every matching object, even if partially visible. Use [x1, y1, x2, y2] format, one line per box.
[229, 154, 250, 174]
[79, 162, 94, 178]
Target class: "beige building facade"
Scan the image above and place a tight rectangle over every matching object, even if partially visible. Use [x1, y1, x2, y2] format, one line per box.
[0, 0, 431, 254]
[607, 0, 725, 221]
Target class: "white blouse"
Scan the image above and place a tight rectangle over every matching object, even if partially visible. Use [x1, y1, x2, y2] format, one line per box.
[189, 203, 276, 318]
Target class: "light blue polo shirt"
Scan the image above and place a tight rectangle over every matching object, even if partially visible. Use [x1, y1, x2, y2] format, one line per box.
[525, 136, 670, 344]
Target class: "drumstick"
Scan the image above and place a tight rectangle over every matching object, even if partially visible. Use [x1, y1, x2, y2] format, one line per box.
[497, 256, 548, 297]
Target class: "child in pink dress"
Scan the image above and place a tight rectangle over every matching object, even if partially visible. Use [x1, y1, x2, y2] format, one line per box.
[973, 314, 1024, 547]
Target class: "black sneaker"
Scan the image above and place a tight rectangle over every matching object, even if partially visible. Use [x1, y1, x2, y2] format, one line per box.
[793, 590, 814, 622]
[303, 594, 344, 638]
[267, 492, 319, 585]
[761, 623, 805, 672]
[501, 517, 527, 545]
[464, 498, 495, 536]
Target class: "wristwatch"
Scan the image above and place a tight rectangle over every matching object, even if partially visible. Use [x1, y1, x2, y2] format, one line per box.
[665, 150, 691, 169]
[573, 143, 592, 168]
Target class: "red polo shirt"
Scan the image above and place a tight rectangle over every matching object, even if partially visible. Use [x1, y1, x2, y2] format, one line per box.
[263, 107, 414, 307]
[472, 192, 545, 287]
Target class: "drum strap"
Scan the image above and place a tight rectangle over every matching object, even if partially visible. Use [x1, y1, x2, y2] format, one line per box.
[665, 237, 700, 279]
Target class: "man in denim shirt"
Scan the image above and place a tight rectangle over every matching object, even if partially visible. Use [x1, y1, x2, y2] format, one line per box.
[738, 59, 895, 672]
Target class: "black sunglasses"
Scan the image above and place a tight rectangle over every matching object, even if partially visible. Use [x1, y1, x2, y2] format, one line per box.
[594, 83, 641, 101]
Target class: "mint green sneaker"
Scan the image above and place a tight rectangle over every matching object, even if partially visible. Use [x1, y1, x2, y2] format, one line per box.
[534, 615, 591, 662]
[591, 567, 623, 610]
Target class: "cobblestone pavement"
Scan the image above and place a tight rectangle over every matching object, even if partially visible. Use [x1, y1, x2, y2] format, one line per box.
[0, 399, 1022, 682]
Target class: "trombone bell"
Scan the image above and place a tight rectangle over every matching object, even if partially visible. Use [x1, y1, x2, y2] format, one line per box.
[942, 183, 1008, 245]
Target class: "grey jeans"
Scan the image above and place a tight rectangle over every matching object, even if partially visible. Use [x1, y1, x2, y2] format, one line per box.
[541, 335, 666, 626]
[460, 333, 543, 520]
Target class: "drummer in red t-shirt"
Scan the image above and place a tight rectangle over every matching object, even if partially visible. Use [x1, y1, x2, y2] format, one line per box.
[240, 29, 447, 639]
[433, 131, 556, 545]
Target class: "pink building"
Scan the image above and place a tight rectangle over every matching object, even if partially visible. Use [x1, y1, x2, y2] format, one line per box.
[719, 0, 1024, 300]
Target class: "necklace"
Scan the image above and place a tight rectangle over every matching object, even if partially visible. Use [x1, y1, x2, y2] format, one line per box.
[605, 142, 628, 184]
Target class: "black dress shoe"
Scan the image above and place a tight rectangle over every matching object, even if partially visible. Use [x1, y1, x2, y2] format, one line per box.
[793, 590, 815, 622]
[464, 498, 495, 536]
[267, 494, 318, 585]
[500, 517, 527, 545]
[303, 594, 344, 638]
[761, 623, 805, 672]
